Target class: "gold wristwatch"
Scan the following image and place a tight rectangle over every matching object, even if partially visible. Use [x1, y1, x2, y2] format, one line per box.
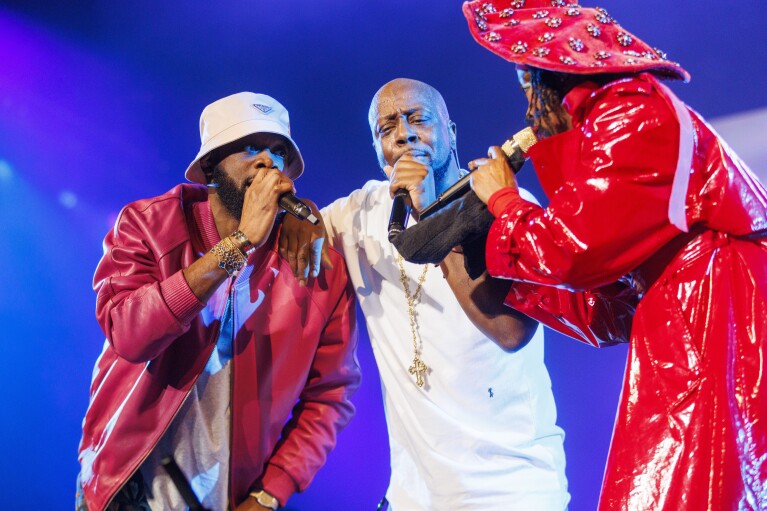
[250, 489, 279, 510]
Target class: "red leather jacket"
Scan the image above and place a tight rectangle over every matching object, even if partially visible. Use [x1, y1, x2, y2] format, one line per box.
[78, 184, 360, 511]
[486, 74, 767, 510]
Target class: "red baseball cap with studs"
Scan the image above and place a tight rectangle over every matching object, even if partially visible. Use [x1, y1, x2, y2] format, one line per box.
[462, 0, 690, 82]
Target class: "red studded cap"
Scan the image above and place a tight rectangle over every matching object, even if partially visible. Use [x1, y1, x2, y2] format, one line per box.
[462, 0, 690, 82]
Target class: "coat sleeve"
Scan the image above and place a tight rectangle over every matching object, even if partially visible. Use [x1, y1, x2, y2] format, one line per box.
[257, 271, 361, 505]
[486, 80, 686, 290]
[506, 279, 637, 347]
[93, 205, 205, 363]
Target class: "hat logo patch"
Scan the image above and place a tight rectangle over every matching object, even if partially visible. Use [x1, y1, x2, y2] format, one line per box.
[252, 103, 273, 114]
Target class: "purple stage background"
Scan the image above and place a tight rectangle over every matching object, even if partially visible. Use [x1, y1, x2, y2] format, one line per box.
[0, 1, 765, 509]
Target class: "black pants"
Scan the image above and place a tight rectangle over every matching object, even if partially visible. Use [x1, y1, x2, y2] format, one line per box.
[76, 470, 151, 511]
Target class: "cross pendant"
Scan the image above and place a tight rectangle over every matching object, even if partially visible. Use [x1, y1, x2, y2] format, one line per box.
[409, 356, 428, 388]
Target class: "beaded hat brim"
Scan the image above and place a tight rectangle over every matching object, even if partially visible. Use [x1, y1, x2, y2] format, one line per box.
[462, 0, 690, 82]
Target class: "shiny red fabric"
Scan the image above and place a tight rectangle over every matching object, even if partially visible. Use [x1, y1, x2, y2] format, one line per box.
[78, 184, 360, 510]
[487, 74, 767, 510]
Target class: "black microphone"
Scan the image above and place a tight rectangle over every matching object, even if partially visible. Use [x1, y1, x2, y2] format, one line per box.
[418, 127, 538, 219]
[207, 181, 319, 225]
[280, 193, 319, 225]
[160, 455, 210, 511]
[388, 189, 411, 242]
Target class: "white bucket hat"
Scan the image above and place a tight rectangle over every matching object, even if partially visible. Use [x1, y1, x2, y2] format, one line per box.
[185, 92, 305, 184]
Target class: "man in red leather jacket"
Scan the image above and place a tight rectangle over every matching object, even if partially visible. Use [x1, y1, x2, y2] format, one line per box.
[463, 1, 767, 510]
[76, 92, 360, 511]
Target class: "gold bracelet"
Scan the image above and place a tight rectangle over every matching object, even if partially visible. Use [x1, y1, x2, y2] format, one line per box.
[231, 229, 256, 256]
[210, 236, 246, 276]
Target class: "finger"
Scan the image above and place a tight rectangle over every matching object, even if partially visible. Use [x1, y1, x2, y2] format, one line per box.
[285, 228, 300, 278]
[469, 158, 489, 170]
[278, 223, 289, 260]
[297, 244, 310, 285]
[320, 239, 334, 272]
[383, 165, 394, 180]
[309, 237, 324, 278]
[488, 146, 503, 159]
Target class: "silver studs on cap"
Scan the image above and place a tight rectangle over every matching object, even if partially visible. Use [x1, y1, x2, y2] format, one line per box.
[594, 50, 611, 59]
[617, 32, 633, 46]
[481, 3, 497, 14]
[499, 8, 515, 17]
[586, 23, 601, 37]
[569, 38, 585, 52]
[533, 47, 551, 57]
[504, 19, 521, 26]
[473, 9, 489, 31]
[511, 41, 529, 53]
[533, 10, 550, 19]
[566, 6, 581, 16]
[510, 0, 525, 8]
[595, 8, 613, 24]
[538, 32, 555, 43]
[551, 0, 567, 6]
[560, 56, 577, 65]
[654, 47, 668, 60]
[484, 31, 501, 42]
[545, 17, 563, 28]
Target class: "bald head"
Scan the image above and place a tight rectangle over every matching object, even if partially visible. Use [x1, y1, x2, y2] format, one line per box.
[367, 78, 459, 194]
[368, 78, 450, 134]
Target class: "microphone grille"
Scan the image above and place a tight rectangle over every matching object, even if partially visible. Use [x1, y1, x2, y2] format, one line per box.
[512, 127, 538, 153]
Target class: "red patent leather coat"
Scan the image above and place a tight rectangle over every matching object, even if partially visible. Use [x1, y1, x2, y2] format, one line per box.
[78, 184, 360, 511]
[486, 74, 767, 510]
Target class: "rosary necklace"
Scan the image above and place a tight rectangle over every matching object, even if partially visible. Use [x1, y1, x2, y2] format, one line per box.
[396, 254, 429, 388]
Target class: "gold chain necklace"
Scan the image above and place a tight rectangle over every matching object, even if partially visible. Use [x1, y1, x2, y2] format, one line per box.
[396, 254, 429, 388]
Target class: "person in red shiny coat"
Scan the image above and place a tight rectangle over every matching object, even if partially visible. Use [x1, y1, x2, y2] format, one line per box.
[463, 1, 767, 509]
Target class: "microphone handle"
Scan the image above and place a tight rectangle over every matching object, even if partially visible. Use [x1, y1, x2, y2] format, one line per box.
[279, 193, 319, 225]
[388, 189, 411, 242]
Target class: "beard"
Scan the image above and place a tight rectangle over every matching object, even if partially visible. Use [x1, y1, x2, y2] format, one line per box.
[211, 164, 247, 220]
[430, 150, 453, 189]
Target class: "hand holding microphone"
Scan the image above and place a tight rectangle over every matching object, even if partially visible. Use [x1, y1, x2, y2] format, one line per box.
[386, 153, 435, 242]
[417, 127, 537, 219]
[469, 126, 537, 205]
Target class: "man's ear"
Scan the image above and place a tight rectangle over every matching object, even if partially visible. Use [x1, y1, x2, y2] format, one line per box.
[448, 121, 457, 150]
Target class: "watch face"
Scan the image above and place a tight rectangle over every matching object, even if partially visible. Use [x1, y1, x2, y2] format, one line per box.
[253, 490, 279, 509]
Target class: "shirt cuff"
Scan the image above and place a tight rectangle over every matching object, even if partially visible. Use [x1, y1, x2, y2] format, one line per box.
[487, 187, 522, 217]
[259, 464, 299, 508]
[159, 270, 205, 325]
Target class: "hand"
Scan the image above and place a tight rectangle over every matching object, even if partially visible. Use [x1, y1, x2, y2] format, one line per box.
[278, 199, 333, 286]
[384, 153, 436, 214]
[468, 146, 519, 205]
[238, 168, 296, 248]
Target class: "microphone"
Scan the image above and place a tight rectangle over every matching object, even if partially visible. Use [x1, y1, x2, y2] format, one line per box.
[388, 189, 411, 242]
[280, 193, 319, 225]
[418, 127, 538, 219]
[160, 455, 210, 511]
[208, 181, 319, 225]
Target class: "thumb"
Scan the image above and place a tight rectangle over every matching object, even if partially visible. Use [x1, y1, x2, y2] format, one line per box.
[488, 146, 503, 160]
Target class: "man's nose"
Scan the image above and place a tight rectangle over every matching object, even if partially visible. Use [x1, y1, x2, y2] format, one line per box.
[395, 120, 418, 145]
[253, 150, 278, 169]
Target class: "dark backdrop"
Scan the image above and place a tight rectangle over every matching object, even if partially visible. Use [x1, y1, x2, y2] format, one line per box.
[0, 1, 765, 509]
